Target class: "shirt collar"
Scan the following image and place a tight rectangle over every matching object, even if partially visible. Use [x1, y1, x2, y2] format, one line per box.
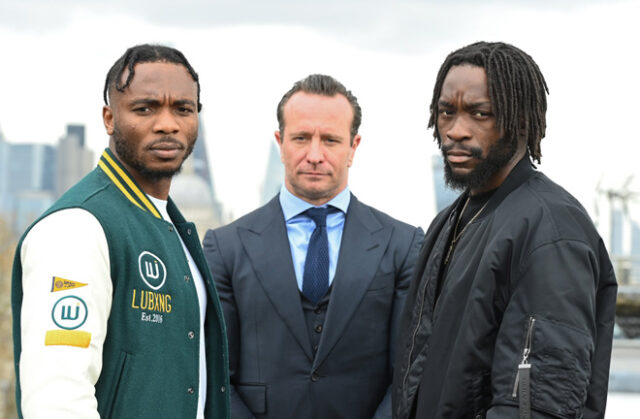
[147, 195, 170, 222]
[279, 185, 351, 221]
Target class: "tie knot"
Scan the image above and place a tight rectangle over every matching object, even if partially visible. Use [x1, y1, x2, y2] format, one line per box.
[305, 207, 329, 227]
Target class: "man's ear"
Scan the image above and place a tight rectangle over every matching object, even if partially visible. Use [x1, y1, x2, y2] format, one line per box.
[103, 106, 114, 136]
[347, 134, 361, 167]
[274, 130, 284, 163]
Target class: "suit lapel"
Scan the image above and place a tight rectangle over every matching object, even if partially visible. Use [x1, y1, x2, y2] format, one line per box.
[313, 195, 392, 369]
[237, 198, 313, 360]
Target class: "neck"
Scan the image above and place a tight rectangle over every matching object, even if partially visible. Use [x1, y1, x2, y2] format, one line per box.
[140, 179, 171, 200]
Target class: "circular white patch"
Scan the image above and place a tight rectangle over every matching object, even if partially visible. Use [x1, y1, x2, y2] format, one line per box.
[138, 251, 167, 290]
[51, 295, 88, 330]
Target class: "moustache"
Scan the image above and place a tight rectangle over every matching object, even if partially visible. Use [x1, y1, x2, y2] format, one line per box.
[148, 138, 184, 149]
[441, 143, 483, 159]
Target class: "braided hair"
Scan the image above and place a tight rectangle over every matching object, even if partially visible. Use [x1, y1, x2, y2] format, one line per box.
[103, 44, 202, 112]
[428, 41, 548, 163]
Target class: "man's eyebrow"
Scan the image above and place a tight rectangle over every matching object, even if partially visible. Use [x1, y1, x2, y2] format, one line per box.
[438, 100, 453, 107]
[173, 99, 197, 107]
[288, 130, 311, 137]
[466, 101, 492, 109]
[130, 98, 161, 106]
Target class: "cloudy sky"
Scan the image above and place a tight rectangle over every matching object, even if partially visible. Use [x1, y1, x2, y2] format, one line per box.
[1, 0, 639, 232]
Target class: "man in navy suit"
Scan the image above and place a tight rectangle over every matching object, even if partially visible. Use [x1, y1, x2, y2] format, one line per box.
[203, 74, 423, 419]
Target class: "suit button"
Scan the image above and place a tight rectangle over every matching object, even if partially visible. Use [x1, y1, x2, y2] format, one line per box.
[311, 372, 319, 382]
[221, 386, 226, 393]
[314, 324, 323, 333]
[187, 228, 192, 235]
[168, 226, 174, 232]
[314, 307, 322, 314]
[187, 387, 195, 394]
[188, 331, 195, 339]
[184, 275, 190, 282]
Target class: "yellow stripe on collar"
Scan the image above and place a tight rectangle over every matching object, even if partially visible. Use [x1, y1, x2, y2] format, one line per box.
[98, 160, 147, 213]
[100, 151, 162, 219]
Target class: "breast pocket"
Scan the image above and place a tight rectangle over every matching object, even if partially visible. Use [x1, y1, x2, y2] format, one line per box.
[366, 272, 394, 292]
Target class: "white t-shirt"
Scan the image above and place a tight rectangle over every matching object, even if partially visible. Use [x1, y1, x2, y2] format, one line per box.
[149, 196, 208, 419]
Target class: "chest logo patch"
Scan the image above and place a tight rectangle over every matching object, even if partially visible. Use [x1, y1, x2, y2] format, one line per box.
[138, 251, 167, 290]
[52, 295, 88, 330]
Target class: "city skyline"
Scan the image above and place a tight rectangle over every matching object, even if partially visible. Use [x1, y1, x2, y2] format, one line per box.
[2, 1, 639, 231]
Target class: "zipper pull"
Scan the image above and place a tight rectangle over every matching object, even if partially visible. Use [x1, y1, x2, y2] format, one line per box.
[512, 317, 536, 399]
[517, 362, 532, 419]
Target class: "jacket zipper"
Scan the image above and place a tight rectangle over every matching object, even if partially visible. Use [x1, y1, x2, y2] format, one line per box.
[512, 316, 535, 398]
[402, 277, 429, 393]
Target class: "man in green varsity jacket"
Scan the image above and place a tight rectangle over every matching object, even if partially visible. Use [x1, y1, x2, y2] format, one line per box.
[11, 44, 230, 419]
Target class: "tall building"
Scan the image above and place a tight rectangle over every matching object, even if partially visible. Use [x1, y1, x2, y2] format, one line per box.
[606, 208, 640, 285]
[431, 154, 458, 212]
[170, 122, 225, 238]
[66, 124, 86, 147]
[55, 124, 93, 198]
[0, 138, 56, 233]
[0, 124, 93, 234]
[260, 141, 284, 205]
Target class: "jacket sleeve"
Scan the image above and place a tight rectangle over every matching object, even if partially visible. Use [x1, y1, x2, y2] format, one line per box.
[202, 229, 256, 419]
[18, 208, 112, 419]
[372, 226, 424, 419]
[487, 238, 617, 419]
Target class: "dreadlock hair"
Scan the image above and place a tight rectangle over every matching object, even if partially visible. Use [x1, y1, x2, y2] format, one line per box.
[428, 41, 549, 164]
[103, 44, 202, 112]
[277, 74, 362, 144]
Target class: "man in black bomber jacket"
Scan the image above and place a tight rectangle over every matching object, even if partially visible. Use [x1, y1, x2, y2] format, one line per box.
[392, 41, 617, 419]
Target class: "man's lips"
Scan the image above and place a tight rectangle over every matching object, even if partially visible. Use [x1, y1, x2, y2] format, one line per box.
[299, 169, 330, 177]
[149, 141, 184, 159]
[446, 150, 473, 164]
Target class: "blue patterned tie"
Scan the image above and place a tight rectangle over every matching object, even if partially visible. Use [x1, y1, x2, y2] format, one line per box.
[302, 207, 330, 304]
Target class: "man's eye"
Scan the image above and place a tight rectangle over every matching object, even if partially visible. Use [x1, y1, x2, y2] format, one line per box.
[177, 107, 194, 114]
[439, 109, 453, 116]
[472, 111, 491, 118]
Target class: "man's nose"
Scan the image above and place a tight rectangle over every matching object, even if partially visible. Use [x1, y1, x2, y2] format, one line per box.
[153, 108, 180, 134]
[306, 138, 324, 163]
[445, 116, 471, 142]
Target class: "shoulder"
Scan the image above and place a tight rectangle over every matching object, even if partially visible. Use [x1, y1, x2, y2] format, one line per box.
[498, 171, 599, 244]
[349, 196, 422, 236]
[54, 169, 111, 208]
[21, 208, 107, 260]
[204, 197, 281, 241]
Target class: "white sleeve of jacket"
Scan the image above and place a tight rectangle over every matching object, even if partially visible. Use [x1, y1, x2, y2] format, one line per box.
[19, 208, 112, 419]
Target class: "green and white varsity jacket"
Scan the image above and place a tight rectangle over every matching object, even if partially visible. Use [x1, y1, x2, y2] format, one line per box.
[12, 148, 230, 419]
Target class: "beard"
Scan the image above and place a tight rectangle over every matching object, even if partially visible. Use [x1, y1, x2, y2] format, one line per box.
[441, 134, 518, 191]
[112, 126, 196, 181]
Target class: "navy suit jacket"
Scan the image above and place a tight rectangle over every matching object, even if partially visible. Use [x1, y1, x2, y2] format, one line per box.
[203, 194, 423, 419]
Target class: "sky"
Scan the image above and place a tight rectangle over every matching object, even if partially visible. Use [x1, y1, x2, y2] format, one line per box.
[1, 0, 639, 232]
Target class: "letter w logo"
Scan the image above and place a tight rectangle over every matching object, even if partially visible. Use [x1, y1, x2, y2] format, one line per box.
[61, 305, 80, 321]
[138, 251, 167, 290]
[145, 261, 160, 279]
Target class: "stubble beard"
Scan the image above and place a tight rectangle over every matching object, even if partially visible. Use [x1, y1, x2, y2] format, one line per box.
[112, 126, 196, 181]
[441, 134, 518, 191]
